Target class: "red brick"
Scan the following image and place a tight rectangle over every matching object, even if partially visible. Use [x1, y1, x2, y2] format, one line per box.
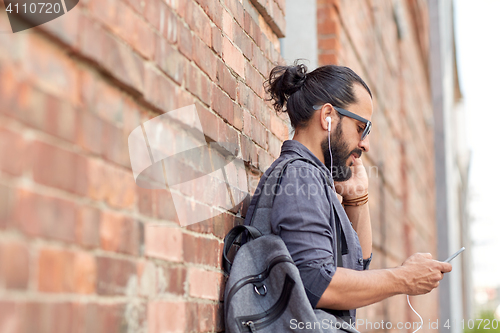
[106, 3, 155, 59]
[30, 141, 87, 195]
[224, 0, 244, 24]
[268, 133, 282, 158]
[76, 206, 100, 248]
[101, 34, 145, 94]
[44, 97, 78, 143]
[193, 37, 217, 81]
[240, 134, 258, 167]
[0, 240, 29, 290]
[243, 11, 262, 47]
[0, 302, 20, 333]
[37, 248, 74, 293]
[183, 233, 221, 267]
[216, 59, 237, 100]
[14, 190, 77, 243]
[0, 127, 26, 177]
[123, 0, 144, 14]
[251, 117, 267, 148]
[38, 248, 96, 294]
[88, 0, 119, 33]
[144, 224, 183, 262]
[222, 9, 234, 41]
[242, 109, 252, 137]
[23, 36, 79, 105]
[144, 66, 178, 112]
[148, 301, 186, 333]
[137, 186, 154, 217]
[212, 212, 239, 239]
[237, 81, 257, 112]
[155, 189, 180, 223]
[211, 26, 223, 56]
[196, 0, 224, 29]
[80, 19, 145, 93]
[155, 36, 187, 85]
[245, 62, 265, 98]
[185, 302, 217, 332]
[18, 302, 84, 333]
[217, 120, 239, 156]
[100, 211, 143, 256]
[163, 5, 178, 44]
[197, 103, 219, 142]
[156, 265, 187, 295]
[212, 86, 234, 123]
[186, 63, 213, 105]
[96, 256, 137, 295]
[270, 112, 289, 141]
[87, 158, 136, 209]
[185, 0, 212, 47]
[85, 303, 144, 333]
[233, 24, 254, 60]
[258, 147, 273, 172]
[188, 267, 223, 300]
[251, 45, 270, 77]
[73, 252, 96, 294]
[233, 103, 243, 131]
[222, 37, 245, 78]
[177, 21, 194, 58]
[0, 185, 14, 229]
[78, 15, 105, 62]
[101, 121, 130, 168]
[145, 0, 167, 35]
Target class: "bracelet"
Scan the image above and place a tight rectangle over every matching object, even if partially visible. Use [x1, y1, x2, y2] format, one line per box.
[342, 193, 369, 206]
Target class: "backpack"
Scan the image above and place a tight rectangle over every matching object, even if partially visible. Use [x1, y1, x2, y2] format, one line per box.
[222, 157, 361, 333]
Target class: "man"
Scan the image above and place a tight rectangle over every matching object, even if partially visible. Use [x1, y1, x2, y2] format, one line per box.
[244, 63, 452, 324]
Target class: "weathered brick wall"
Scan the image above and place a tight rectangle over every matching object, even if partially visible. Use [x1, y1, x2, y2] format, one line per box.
[318, 0, 439, 331]
[0, 0, 288, 331]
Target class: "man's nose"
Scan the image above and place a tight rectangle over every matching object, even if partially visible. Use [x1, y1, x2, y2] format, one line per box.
[359, 136, 370, 152]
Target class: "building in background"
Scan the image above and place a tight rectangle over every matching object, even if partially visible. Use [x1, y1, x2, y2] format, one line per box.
[0, 0, 470, 332]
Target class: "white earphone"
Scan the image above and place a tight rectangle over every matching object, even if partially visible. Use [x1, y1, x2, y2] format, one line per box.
[326, 116, 331, 132]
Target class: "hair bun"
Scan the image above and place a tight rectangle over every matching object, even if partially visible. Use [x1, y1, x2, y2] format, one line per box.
[265, 62, 309, 113]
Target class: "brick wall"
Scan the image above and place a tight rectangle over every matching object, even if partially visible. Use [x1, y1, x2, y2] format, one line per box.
[317, 0, 439, 331]
[0, 0, 288, 331]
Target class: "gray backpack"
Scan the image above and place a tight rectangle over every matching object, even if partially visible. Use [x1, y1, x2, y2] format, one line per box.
[223, 157, 361, 333]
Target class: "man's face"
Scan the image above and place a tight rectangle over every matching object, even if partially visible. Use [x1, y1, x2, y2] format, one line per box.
[321, 119, 363, 181]
[321, 84, 373, 181]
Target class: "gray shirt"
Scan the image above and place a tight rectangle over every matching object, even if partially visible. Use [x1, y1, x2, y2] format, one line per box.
[245, 140, 372, 321]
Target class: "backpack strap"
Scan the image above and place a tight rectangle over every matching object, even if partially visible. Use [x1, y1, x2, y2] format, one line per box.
[223, 225, 262, 275]
[248, 157, 333, 235]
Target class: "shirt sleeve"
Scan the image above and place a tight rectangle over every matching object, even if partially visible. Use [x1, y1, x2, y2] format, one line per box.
[270, 164, 336, 308]
[363, 253, 373, 270]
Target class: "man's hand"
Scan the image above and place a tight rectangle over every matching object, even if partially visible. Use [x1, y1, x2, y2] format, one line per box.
[335, 157, 369, 200]
[397, 253, 452, 295]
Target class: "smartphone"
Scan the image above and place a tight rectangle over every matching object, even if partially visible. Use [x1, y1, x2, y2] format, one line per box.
[444, 247, 465, 263]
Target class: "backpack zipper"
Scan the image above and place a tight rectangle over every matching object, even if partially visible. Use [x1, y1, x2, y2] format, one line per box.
[226, 255, 294, 305]
[237, 274, 295, 332]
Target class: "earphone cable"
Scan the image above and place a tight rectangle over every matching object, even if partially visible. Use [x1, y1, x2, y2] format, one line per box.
[328, 131, 333, 182]
[407, 295, 423, 333]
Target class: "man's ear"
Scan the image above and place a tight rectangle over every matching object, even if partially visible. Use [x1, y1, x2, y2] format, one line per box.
[319, 104, 335, 131]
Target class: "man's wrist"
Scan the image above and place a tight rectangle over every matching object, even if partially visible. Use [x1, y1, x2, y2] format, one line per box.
[389, 266, 410, 295]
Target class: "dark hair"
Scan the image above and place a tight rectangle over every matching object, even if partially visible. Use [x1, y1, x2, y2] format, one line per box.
[265, 61, 372, 129]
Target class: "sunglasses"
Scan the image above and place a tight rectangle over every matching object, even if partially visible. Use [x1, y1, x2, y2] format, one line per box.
[313, 104, 372, 141]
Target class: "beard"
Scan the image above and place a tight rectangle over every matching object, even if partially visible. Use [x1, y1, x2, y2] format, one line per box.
[321, 120, 363, 182]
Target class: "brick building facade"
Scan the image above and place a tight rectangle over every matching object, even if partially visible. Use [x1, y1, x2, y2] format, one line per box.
[0, 0, 464, 332]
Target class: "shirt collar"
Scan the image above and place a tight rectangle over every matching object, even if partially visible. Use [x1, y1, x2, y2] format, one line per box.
[280, 140, 331, 175]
